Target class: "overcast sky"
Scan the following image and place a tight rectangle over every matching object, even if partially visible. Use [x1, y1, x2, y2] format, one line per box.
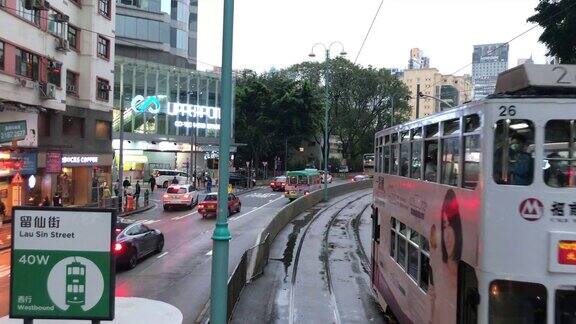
[197, 0, 548, 75]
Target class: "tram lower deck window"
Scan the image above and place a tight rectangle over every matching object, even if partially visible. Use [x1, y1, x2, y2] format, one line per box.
[556, 288, 576, 323]
[488, 280, 546, 324]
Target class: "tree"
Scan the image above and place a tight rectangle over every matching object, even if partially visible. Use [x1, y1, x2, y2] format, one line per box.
[285, 58, 410, 170]
[528, 0, 576, 64]
[233, 70, 323, 173]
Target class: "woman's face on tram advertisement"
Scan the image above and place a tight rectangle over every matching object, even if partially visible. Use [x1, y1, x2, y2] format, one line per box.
[441, 189, 463, 264]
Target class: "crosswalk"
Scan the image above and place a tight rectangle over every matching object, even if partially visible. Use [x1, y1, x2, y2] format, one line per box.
[0, 265, 10, 279]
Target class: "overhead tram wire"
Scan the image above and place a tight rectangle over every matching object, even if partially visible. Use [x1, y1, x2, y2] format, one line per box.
[354, 0, 384, 64]
[1, 5, 220, 68]
[425, 0, 576, 95]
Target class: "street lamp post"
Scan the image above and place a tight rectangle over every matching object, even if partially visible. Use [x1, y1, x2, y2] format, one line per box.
[209, 0, 234, 322]
[309, 42, 346, 203]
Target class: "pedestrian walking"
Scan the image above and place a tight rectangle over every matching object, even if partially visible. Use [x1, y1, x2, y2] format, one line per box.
[172, 176, 179, 185]
[0, 200, 6, 222]
[144, 189, 150, 206]
[123, 177, 131, 189]
[149, 175, 156, 192]
[134, 181, 141, 208]
[40, 196, 50, 207]
[206, 176, 213, 193]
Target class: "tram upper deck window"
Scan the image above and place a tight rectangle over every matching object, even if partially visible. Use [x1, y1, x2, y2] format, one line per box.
[493, 120, 535, 186]
[544, 120, 576, 188]
[465, 114, 481, 133]
[443, 118, 460, 135]
[400, 132, 410, 177]
[425, 124, 439, 138]
[424, 124, 439, 182]
[489, 280, 547, 324]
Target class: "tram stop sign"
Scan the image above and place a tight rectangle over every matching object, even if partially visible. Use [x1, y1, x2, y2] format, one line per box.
[10, 207, 116, 321]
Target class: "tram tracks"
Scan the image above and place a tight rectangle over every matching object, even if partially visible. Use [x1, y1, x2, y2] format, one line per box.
[288, 191, 372, 324]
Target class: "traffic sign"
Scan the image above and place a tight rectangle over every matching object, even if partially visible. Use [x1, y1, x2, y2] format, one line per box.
[10, 207, 116, 321]
[11, 172, 24, 185]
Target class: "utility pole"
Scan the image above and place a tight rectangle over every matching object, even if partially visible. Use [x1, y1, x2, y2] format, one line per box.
[415, 83, 421, 119]
[322, 49, 329, 202]
[209, 0, 234, 322]
[118, 64, 125, 209]
[284, 138, 288, 174]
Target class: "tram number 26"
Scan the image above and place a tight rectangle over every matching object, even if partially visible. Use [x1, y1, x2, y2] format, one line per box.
[499, 105, 517, 117]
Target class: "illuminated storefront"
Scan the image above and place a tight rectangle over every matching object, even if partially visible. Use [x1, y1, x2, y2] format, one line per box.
[113, 57, 237, 180]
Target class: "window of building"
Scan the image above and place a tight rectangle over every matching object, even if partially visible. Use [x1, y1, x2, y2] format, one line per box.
[97, 35, 110, 59]
[38, 112, 51, 137]
[15, 48, 39, 80]
[66, 70, 79, 95]
[62, 116, 85, 138]
[48, 10, 65, 36]
[17, 0, 40, 25]
[97, 78, 110, 101]
[0, 42, 4, 71]
[98, 0, 111, 17]
[544, 120, 576, 188]
[493, 119, 534, 186]
[95, 120, 111, 139]
[67, 26, 79, 50]
[47, 61, 62, 87]
[489, 280, 546, 324]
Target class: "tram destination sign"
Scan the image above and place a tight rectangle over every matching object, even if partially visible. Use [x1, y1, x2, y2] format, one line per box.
[10, 207, 116, 321]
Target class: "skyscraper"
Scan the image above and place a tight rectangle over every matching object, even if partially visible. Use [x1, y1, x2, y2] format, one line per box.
[115, 0, 198, 68]
[408, 48, 430, 70]
[472, 43, 509, 100]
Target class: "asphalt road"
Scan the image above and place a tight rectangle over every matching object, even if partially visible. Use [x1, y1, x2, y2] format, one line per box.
[0, 180, 346, 322]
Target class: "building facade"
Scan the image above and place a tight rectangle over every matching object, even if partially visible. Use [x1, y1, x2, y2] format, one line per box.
[115, 0, 197, 69]
[402, 68, 472, 120]
[0, 0, 115, 219]
[113, 57, 235, 183]
[408, 48, 430, 70]
[472, 43, 509, 100]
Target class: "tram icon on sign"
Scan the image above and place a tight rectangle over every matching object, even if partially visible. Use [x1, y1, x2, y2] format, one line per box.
[65, 260, 86, 307]
[519, 198, 544, 221]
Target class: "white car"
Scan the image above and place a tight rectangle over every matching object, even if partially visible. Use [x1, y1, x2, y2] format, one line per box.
[153, 169, 189, 188]
[319, 171, 333, 184]
[352, 174, 370, 182]
[162, 185, 198, 210]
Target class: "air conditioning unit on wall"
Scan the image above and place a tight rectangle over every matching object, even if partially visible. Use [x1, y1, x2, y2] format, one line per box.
[39, 82, 56, 100]
[56, 38, 69, 52]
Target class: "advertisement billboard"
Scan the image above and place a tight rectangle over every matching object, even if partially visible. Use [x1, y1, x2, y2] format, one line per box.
[472, 43, 509, 64]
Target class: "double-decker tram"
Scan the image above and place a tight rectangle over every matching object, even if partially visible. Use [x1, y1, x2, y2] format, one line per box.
[363, 153, 376, 177]
[284, 169, 321, 201]
[371, 64, 576, 324]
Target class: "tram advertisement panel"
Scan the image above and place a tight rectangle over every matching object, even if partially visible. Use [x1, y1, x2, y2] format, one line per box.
[10, 207, 116, 320]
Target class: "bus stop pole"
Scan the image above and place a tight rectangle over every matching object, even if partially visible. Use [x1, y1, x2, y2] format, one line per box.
[209, 0, 234, 322]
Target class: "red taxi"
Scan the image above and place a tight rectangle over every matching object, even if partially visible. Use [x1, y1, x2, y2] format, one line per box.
[270, 176, 287, 191]
[197, 193, 241, 219]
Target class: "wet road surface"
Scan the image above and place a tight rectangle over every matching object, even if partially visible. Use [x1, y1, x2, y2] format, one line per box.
[232, 189, 386, 323]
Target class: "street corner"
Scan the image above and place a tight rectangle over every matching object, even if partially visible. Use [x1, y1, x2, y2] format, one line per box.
[0, 297, 183, 324]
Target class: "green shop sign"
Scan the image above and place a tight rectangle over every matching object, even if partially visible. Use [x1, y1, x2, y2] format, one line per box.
[0, 120, 27, 143]
[10, 207, 116, 321]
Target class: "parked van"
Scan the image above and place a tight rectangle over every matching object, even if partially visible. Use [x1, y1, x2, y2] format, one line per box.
[152, 169, 189, 188]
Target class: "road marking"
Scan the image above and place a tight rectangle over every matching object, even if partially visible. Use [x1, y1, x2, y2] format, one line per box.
[231, 196, 284, 223]
[171, 211, 198, 220]
[206, 250, 212, 256]
[143, 220, 160, 225]
[246, 192, 276, 199]
[156, 252, 169, 259]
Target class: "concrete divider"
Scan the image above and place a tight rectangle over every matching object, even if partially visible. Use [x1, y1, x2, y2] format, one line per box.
[223, 179, 373, 322]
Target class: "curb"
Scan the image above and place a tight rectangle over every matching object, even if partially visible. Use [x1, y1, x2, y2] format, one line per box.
[121, 203, 156, 217]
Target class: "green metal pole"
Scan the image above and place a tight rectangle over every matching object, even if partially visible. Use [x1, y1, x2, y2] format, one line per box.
[323, 49, 329, 202]
[210, 0, 234, 322]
